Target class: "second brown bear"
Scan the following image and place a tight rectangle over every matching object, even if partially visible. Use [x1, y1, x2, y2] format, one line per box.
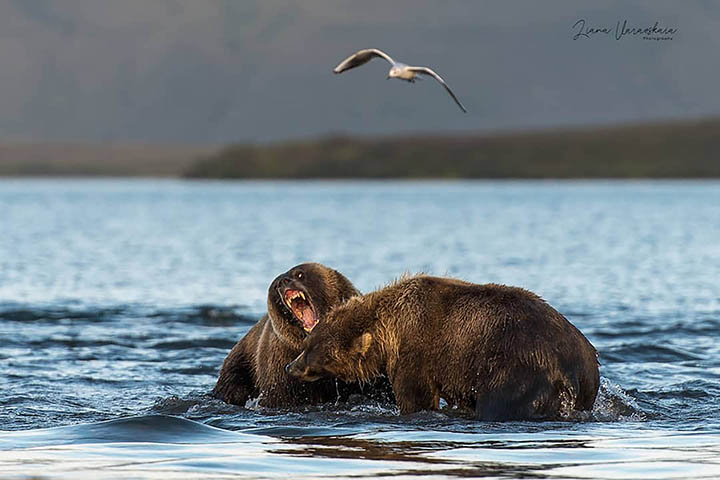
[287, 275, 600, 420]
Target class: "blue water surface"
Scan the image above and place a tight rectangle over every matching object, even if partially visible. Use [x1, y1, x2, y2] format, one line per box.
[0, 179, 719, 479]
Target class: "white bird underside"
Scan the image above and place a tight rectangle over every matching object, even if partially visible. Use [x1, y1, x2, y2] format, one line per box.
[333, 48, 467, 113]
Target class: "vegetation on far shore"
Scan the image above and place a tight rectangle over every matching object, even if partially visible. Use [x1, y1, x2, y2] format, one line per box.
[185, 118, 720, 179]
[1, 118, 718, 178]
[0, 143, 215, 177]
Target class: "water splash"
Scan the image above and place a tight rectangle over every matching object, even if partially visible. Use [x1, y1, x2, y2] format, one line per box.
[582, 377, 646, 422]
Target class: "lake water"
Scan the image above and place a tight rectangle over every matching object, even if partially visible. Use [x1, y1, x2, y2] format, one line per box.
[1, 179, 719, 479]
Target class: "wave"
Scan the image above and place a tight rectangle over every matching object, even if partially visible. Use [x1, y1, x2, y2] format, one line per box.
[0, 303, 261, 326]
[600, 343, 705, 363]
[0, 415, 248, 448]
[144, 376, 645, 436]
[591, 316, 720, 339]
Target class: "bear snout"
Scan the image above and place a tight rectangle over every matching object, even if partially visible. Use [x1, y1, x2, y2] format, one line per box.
[285, 359, 296, 374]
[285, 352, 305, 377]
[286, 352, 324, 381]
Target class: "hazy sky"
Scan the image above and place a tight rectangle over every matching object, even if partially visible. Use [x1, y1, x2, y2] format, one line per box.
[0, 0, 717, 144]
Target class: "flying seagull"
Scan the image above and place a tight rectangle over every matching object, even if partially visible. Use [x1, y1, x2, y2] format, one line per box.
[333, 48, 467, 113]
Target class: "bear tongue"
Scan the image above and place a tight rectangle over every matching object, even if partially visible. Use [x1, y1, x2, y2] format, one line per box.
[300, 305, 317, 332]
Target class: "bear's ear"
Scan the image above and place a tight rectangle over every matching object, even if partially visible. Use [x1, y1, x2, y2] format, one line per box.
[353, 332, 373, 357]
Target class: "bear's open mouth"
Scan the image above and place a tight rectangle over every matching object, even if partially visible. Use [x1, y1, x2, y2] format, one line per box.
[283, 289, 318, 332]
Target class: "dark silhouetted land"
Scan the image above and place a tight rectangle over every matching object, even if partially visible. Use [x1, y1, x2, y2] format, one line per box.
[0, 143, 216, 177]
[2, 119, 719, 178]
[185, 118, 720, 179]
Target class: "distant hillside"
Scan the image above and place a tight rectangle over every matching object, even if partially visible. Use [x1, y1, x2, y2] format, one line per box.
[1, 2, 719, 143]
[0, 143, 216, 177]
[185, 119, 720, 179]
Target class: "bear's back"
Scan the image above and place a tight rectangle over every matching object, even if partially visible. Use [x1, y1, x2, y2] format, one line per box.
[387, 276, 599, 418]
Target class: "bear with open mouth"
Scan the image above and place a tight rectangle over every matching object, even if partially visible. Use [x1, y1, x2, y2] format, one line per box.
[287, 275, 600, 420]
[213, 263, 389, 408]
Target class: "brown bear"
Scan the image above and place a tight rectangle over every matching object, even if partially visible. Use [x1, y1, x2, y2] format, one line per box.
[214, 262, 378, 408]
[287, 275, 600, 420]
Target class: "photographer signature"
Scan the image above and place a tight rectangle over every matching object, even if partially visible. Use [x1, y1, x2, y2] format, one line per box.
[572, 19, 677, 41]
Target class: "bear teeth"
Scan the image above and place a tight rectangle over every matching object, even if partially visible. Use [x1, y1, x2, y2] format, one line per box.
[289, 291, 305, 301]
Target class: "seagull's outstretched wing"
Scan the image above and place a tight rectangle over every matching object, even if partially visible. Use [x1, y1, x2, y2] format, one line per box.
[408, 66, 467, 113]
[333, 48, 395, 74]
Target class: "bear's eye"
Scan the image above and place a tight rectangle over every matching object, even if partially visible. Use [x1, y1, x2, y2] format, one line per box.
[295, 270, 304, 280]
